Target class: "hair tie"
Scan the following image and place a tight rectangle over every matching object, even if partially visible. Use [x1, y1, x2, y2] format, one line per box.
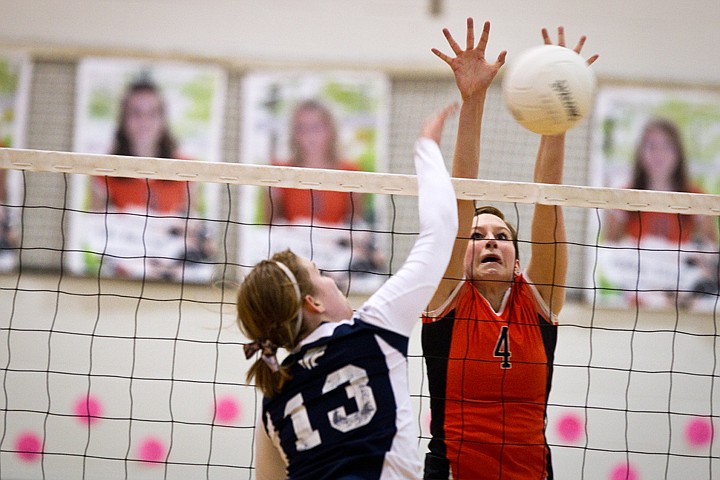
[271, 260, 304, 339]
[243, 339, 280, 373]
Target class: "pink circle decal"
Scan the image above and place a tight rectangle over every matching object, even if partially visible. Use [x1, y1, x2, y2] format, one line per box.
[138, 437, 166, 464]
[685, 417, 713, 447]
[215, 396, 240, 424]
[15, 432, 42, 462]
[73, 394, 103, 425]
[610, 463, 639, 480]
[556, 413, 583, 443]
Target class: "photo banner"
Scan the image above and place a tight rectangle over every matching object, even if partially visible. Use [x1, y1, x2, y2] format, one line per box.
[68, 57, 227, 283]
[0, 52, 32, 272]
[587, 86, 720, 312]
[239, 70, 391, 294]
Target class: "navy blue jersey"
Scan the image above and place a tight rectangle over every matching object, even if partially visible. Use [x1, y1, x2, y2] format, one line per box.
[263, 318, 410, 479]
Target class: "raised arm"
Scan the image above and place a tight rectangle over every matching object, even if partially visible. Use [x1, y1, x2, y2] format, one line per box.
[359, 104, 458, 337]
[428, 18, 506, 310]
[526, 27, 598, 315]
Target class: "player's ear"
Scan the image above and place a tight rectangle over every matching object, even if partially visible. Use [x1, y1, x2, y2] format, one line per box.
[304, 295, 324, 313]
[514, 260, 521, 277]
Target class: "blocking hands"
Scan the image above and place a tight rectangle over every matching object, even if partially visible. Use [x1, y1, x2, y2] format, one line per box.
[541, 26, 599, 66]
[432, 18, 507, 100]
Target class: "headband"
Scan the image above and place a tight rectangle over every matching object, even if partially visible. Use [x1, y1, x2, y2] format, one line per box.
[271, 260, 304, 339]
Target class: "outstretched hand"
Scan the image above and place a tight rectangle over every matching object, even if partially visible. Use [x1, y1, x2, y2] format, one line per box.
[542, 26, 599, 66]
[420, 102, 459, 145]
[432, 17, 507, 100]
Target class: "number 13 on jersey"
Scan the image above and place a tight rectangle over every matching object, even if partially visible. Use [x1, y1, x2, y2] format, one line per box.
[282, 364, 378, 451]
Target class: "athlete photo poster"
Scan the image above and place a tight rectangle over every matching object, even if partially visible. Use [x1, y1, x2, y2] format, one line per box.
[68, 57, 227, 283]
[0, 52, 32, 273]
[586, 86, 720, 312]
[239, 70, 391, 294]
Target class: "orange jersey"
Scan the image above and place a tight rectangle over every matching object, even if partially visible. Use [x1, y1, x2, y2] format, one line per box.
[422, 275, 557, 480]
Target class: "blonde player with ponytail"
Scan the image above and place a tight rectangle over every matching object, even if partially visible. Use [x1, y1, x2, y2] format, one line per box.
[237, 103, 459, 480]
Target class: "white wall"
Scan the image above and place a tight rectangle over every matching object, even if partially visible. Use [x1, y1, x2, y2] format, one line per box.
[1, 0, 719, 85]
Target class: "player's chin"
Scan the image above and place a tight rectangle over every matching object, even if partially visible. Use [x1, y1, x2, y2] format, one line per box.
[472, 264, 509, 280]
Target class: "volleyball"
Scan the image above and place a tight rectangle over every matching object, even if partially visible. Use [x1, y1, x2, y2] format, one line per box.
[502, 44, 597, 135]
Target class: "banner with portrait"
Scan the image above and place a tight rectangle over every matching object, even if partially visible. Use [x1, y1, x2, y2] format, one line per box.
[0, 52, 32, 272]
[587, 86, 720, 312]
[239, 70, 391, 294]
[68, 57, 227, 283]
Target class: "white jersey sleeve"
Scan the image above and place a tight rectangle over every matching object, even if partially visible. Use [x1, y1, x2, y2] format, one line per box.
[357, 137, 457, 337]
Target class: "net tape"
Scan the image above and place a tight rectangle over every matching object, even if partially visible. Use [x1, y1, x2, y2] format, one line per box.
[2, 147, 719, 215]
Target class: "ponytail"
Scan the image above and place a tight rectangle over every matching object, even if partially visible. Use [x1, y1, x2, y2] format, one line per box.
[236, 250, 312, 397]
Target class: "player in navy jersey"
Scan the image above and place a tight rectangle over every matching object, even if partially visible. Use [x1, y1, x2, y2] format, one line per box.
[237, 103, 459, 480]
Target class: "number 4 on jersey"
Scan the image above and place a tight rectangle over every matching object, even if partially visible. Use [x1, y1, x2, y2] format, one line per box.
[493, 325, 511, 369]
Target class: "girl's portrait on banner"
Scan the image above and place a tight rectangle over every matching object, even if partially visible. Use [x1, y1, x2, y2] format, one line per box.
[0, 52, 31, 273]
[239, 71, 390, 294]
[68, 57, 227, 283]
[587, 86, 720, 312]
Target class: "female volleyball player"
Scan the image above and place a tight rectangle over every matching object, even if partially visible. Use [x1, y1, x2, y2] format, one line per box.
[238, 103, 459, 479]
[421, 18, 598, 479]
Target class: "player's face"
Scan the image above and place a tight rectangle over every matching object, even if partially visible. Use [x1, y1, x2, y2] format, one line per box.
[464, 213, 518, 282]
[125, 91, 165, 152]
[299, 257, 353, 322]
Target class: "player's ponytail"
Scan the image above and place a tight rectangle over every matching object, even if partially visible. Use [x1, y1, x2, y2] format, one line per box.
[237, 250, 311, 397]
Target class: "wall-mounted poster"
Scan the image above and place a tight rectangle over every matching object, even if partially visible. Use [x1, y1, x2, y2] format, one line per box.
[0, 52, 31, 273]
[587, 86, 720, 312]
[239, 71, 390, 294]
[68, 57, 226, 283]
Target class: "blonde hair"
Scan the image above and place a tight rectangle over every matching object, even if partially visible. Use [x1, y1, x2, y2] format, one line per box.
[236, 250, 314, 397]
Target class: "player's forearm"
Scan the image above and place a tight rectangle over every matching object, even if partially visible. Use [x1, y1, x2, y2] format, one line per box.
[364, 138, 457, 334]
[534, 134, 565, 184]
[451, 93, 486, 179]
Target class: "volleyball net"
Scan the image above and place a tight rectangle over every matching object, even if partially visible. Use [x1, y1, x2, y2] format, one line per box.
[0, 149, 718, 479]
